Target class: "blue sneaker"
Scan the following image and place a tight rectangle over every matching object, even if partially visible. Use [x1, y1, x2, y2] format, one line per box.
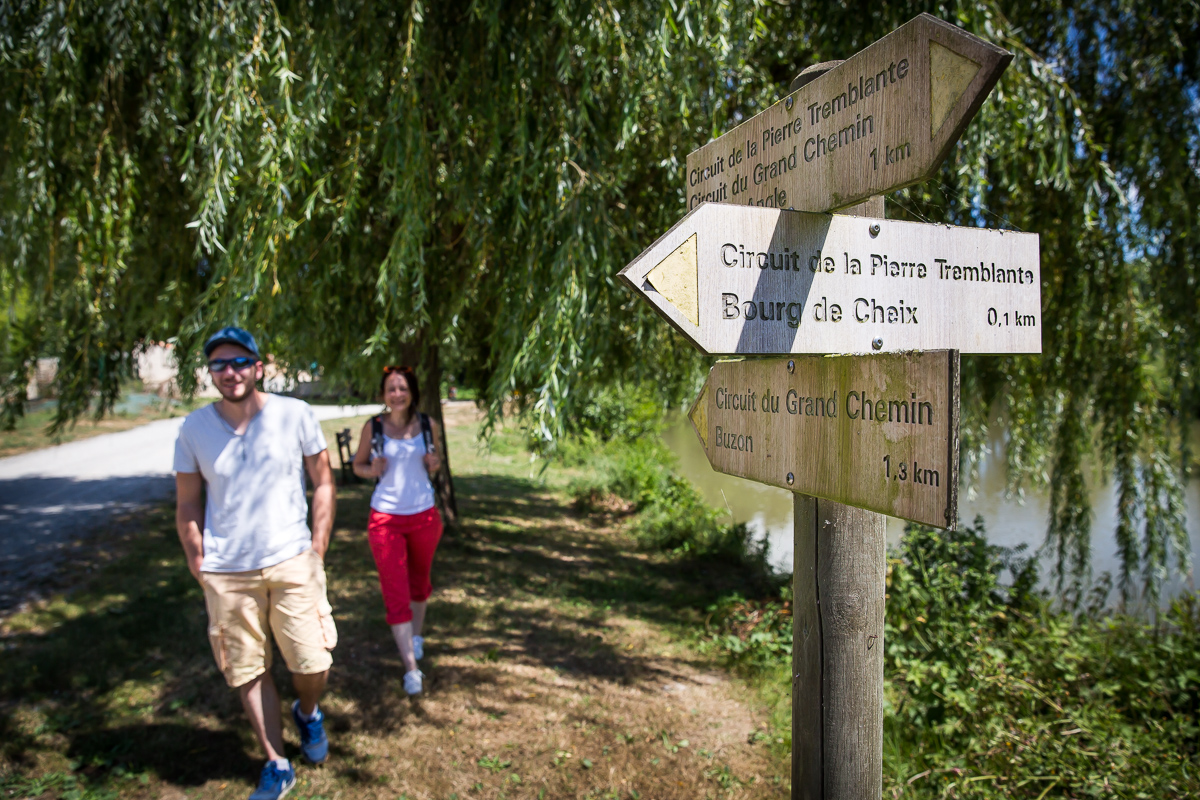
[291, 700, 329, 764]
[249, 762, 295, 800]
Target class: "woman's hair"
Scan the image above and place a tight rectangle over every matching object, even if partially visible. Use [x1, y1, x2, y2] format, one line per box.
[380, 365, 420, 420]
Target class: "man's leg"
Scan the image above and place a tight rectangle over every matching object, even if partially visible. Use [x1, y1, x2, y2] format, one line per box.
[200, 570, 281, 764]
[293, 670, 328, 717]
[239, 671, 286, 762]
[268, 550, 336, 763]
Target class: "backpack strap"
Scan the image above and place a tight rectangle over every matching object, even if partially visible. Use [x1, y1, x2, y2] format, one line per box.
[419, 412, 434, 454]
[370, 415, 385, 460]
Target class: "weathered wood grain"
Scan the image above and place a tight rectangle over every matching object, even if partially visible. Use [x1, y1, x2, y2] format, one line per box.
[793, 498, 888, 800]
[684, 13, 1011, 213]
[688, 351, 960, 528]
[815, 499, 886, 800]
[792, 493, 821, 800]
[793, 201, 889, 800]
[618, 204, 1041, 356]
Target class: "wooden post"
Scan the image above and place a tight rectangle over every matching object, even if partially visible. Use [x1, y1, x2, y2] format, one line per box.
[792, 496, 887, 799]
[792, 194, 887, 800]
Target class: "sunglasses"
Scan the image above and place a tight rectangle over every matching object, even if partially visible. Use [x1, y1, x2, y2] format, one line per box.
[208, 356, 257, 373]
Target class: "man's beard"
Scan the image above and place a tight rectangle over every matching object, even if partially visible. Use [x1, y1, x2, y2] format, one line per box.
[218, 382, 253, 403]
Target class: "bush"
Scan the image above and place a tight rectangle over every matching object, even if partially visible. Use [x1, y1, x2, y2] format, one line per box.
[701, 587, 793, 671]
[564, 416, 771, 574]
[886, 520, 1200, 798]
[562, 382, 666, 444]
[702, 518, 1200, 798]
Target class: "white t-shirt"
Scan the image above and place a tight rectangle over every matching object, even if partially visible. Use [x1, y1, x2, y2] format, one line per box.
[370, 433, 436, 516]
[173, 395, 328, 572]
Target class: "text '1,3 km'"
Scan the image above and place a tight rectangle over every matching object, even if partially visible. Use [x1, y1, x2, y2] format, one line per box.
[688, 351, 960, 528]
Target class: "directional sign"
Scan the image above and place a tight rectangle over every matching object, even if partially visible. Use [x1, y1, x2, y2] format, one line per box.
[685, 14, 1011, 214]
[689, 352, 959, 527]
[618, 203, 1040, 355]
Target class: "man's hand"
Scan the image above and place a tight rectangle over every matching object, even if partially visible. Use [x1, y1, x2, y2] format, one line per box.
[175, 472, 206, 584]
[186, 551, 205, 581]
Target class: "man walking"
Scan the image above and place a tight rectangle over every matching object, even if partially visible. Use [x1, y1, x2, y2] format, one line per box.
[174, 326, 337, 800]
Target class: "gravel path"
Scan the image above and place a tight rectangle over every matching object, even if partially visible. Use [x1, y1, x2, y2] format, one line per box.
[0, 403, 382, 609]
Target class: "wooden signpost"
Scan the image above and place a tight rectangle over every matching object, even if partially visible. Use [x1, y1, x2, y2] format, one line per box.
[618, 204, 1041, 356]
[684, 13, 1011, 213]
[688, 352, 959, 528]
[619, 13, 1034, 800]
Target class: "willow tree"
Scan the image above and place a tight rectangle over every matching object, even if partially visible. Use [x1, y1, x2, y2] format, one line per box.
[2, 0, 778, 467]
[0, 0, 764, 512]
[2, 0, 1198, 600]
[726, 0, 1200, 603]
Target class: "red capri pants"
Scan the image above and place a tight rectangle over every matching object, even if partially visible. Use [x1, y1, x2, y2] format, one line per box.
[367, 506, 443, 625]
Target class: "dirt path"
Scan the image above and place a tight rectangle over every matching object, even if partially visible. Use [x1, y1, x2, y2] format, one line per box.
[0, 413, 788, 799]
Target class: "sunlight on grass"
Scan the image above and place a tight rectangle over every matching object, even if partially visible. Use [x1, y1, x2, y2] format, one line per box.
[0, 411, 788, 799]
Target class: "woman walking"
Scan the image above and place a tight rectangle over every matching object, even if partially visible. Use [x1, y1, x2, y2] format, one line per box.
[353, 366, 443, 696]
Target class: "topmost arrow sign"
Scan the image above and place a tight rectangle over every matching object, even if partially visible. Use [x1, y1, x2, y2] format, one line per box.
[685, 14, 1012, 214]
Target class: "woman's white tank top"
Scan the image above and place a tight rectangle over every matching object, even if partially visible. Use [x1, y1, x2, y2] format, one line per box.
[370, 433, 436, 516]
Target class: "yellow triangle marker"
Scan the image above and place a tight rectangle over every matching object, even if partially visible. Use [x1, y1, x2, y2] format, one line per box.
[688, 381, 709, 449]
[645, 233, 699, 326]
[929, 42, 981, 138]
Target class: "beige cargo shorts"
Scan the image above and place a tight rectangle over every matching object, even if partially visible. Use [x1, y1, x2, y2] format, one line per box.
[200, 549, 338, 688]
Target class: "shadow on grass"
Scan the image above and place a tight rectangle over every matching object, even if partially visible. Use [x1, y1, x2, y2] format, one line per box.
[66, 725, 257, 786]
[0, 466, 771, 788]
[0, 475, 176, 612]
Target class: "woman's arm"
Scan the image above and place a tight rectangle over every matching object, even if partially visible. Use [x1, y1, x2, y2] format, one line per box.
[353, 419, 386, 479]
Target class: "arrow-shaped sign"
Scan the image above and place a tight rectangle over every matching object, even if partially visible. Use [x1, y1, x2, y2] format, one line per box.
[689, 352, 959, 527]
[618, 203, 1040, 356]
[685, 13, 1011, 214]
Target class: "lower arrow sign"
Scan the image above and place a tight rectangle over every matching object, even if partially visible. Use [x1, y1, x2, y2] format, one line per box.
[689, 351, 959, 527]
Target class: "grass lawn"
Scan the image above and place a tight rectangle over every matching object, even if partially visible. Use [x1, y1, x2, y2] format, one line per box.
[0, 413, 789, 799]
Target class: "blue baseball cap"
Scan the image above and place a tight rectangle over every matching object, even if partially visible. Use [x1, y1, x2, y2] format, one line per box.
[203, 326, 261, 359]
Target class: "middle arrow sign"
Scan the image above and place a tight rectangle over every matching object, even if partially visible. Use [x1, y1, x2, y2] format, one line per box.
[618, 203, 1041, 356]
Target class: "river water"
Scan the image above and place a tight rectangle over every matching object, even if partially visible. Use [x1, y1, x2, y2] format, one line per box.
[664, 418, 1200, 600]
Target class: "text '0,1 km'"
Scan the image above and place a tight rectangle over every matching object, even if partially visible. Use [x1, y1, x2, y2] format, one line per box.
[685, 13, 1012, 214]
[617, 203, 1041, 356]
[688, 351, 960, 528]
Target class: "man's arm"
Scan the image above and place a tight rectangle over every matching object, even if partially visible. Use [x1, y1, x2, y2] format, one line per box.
[175, 472, 206, 581]
[305, 449, 336, 560]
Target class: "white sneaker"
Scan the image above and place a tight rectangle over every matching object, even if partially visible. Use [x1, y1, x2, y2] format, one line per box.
[403, 669, 424, 696]
[412, 635, 424, 661]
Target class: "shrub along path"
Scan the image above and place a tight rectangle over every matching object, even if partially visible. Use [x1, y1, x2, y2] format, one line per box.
[0, 413, 788, 799]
